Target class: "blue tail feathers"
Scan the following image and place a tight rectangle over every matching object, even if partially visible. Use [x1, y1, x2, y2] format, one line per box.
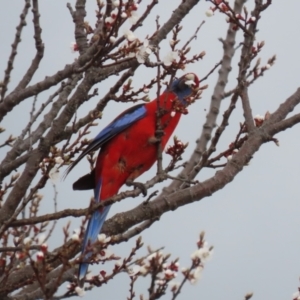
[78, 179, 111, 281]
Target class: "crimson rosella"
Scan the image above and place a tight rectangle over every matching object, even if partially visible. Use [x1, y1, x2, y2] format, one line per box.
[65, 73, 200, 281]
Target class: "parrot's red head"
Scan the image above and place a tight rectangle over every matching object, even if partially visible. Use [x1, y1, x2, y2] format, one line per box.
[170, 73, 200, 104]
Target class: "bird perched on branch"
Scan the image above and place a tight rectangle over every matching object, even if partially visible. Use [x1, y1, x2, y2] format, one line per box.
[65, 73, 200, 281]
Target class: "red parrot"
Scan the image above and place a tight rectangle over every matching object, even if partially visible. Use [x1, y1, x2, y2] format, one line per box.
[65, 73, 200, 280]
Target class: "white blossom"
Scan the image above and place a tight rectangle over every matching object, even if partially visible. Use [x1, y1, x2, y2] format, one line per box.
[164, 269, 177, 279]
[15, 253, 22, 259]
[73, 228, 80, 235]
[70, 42, 78, 53]
[190, 266, 203, 284]
[71, 228, 80, 241]
[146, 251, 163, 264]
[109, 36, 116, 44]
[105, 16, 115, 25]
[128, 265, 141, 276]
[75, 286, 86, 297]
[181, 267, 188, 273]
[191, 243, 212, 263]
[112, 0, 120, 7]
[205, 9, 214, 17]
[86, 272, 93, 280]
[169, 281, 180, 291]
[139, 265, 148, 275]
[36, 251, 44, 260]
[254, 114, 264, 120]
[164, 269, 174, 276]
[98, 233, 106, 242]
[124, 29, 137, 42]
[121, 12, 127, 18]
[97, 233, 111, 243]
[136, 40, 152, 64]
[163, 51, 179, 66]
[127, 52, 136, 58]
[54, 156, 64, 164]
[97, 249, 113, 260]
[49, 166, 60, 184]
[265, 64, 271, 69]
[169, 39, 175, 46]
[41, 243, 48, 251]
[37, 234, 46, 245]
[129, 11, 139, 25]
[36, 193, 43, 201]
[110, 8, 119, 18]
[155, 279, 165, 286]
[23, 237, 32, 245]
[71, 233, 80, 241]
[115, 260, 123, 267]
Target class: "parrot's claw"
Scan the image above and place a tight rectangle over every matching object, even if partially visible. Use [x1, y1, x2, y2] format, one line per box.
[126, 180, 147, 196]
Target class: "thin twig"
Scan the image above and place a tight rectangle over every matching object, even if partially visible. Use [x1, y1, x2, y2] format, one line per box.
[111, 219, 159, 244]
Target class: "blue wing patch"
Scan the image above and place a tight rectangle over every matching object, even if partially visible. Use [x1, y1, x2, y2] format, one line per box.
[64, 103, 147, 177]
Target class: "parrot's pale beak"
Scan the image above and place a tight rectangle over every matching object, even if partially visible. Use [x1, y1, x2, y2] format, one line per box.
[183, 73, 198, 87]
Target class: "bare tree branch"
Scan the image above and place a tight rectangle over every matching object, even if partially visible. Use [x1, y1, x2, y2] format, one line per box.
[240, 86, 255, 132]
[0, 0, 31, 100]
[14, 0, 45, 91]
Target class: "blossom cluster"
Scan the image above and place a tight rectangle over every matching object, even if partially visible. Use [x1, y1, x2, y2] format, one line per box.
[10, 233, 49, 270]
[205, 0, 257, 31]
[125, 232, 213, 296]
[166, 136, 188, 164]
[105, 1, 139, 27]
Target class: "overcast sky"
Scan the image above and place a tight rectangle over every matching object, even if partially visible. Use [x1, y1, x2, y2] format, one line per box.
[1, 0, 300, 299]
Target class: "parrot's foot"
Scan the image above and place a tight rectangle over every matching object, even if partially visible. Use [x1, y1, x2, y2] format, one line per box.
[126, 180, 147, 196]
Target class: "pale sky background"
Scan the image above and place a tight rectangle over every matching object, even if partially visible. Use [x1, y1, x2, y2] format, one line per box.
[1, 0, 300, 299]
